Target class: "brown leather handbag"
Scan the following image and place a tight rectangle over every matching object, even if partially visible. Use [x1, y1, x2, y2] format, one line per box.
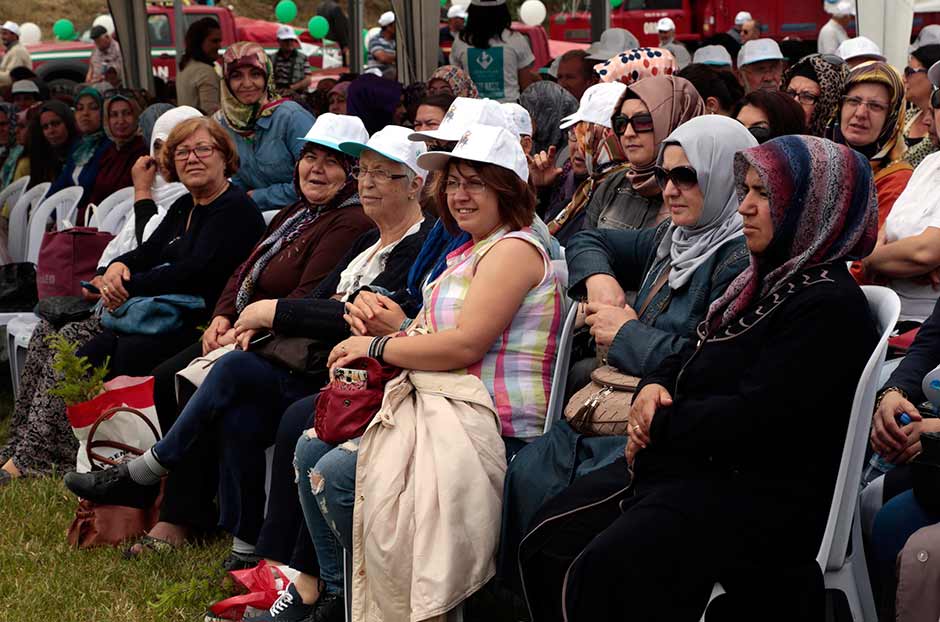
[564, 365, 639, 437]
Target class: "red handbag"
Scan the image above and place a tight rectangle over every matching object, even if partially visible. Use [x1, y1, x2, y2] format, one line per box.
[314, 357, 400, 445]
[36, 226, 114, 299]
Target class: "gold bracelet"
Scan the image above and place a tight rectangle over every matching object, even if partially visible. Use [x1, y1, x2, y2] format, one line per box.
[875, 386, 908, 410]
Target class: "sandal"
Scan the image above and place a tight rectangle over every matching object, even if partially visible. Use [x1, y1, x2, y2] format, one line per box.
[123, 534, 174, 559]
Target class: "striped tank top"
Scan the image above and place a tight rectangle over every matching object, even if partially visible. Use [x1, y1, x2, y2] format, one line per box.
[420, 227, 562, 439]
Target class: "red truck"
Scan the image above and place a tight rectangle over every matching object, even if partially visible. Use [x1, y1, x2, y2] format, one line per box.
[27, 2, 341, 98]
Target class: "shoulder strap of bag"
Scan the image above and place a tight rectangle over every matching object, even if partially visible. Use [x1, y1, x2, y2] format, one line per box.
[636, 266, 671, 319]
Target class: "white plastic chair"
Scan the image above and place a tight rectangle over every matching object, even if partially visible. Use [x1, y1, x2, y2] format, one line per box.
[25, 189, 66, 264]
[699, 285, 900, 622]
[262, 210, 279, 226]
[99, 199, 135, 235]
[38, 186, 84, 231]
[7, 181, 50, 263]
[543, 301, 579, 434]
[0, 176, 29, 221]
[88, 186, 134, 229]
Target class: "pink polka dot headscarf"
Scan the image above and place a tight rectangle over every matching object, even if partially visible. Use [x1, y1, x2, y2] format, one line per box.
[594, 47, 678, 86]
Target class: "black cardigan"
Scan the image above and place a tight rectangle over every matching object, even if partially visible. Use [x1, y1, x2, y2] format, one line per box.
[884, 296, 940, 403]
[272, 218, 433, 340]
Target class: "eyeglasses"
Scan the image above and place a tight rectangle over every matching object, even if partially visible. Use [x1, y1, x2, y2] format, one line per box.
[352, 166, 408, 183]
[932, 87, 940, 110]
[444, 177, 487, 194]
[905, 66, 929, 78]
[785, 88, 820, 106]
[611, 112, 654, 136]
[566, 129, 578, 142]
[174, 144, 217, 161]
[842, 95, 889, 115]
[747, 125, 773, 144]
[654, 165, 698, 191]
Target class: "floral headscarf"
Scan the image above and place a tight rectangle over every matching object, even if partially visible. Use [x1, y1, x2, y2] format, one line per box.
[217, 41, 286, 136]
[831, 61, 906, 166]
[705, 136, 877, 334]
[594, 47, 677, 86]
[429, 65, 479, 98]
[782, 54, 849, 137]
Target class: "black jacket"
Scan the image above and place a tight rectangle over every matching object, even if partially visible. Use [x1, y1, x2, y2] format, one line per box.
[884, 296, 940, 402]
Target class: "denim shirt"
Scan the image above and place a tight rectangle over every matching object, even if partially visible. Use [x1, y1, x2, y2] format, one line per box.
[566, 220, 749, 376]
[221, 100, 315, 212]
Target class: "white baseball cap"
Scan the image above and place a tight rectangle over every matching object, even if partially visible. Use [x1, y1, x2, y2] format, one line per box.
[409, 97, 510, 143]
[447, 5, 468, 19]
[340, 125, 427, 179]
[11, 80, 39, 95]
[911, 25, 940, 54]
[470, 0, 507, 5]
[501, 103, 533, 137]
[656, 18, 676, 32]
[837, 36, 884, 63]
[299, 113, 369, 151]
[734, 11, 752, 26]
[276, 25, 300, 41]
[693, 44, 732, 67]
[830, 0, 854, 16]
[418, 123, 528, 183]
[559, 82, 627, 130]
[586, 28, 640, 62]
[378, 11, 395, 27]
[738, 38, 784, 67]
[1, 21, 19, 36]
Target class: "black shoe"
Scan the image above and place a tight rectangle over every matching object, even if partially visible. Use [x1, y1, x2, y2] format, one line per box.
[221, 550, 261, 571]
[305, 592, 344, 622]
[63, 463, 159, 508]
[243, 583, 316, 621]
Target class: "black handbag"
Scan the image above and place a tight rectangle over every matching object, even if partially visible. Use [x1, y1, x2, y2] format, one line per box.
[253, 334, 331, 379]
[0, 262, 38, 312]
[34, 296, 97, 328]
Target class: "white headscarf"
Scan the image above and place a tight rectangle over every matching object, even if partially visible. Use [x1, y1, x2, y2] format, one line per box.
[150, 105, 202, 209]
[655, 115, 757, 289]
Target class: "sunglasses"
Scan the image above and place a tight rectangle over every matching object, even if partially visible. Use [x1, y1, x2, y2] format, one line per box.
[905, 66, 929, 78]
[654, 165, 698, 191]
[747, 125, 773, 144]
[612, 112, 654, 136]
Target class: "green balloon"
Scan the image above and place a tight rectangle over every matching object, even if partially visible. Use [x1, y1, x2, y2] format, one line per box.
[53, 18, 75, 41]
[440, 0, 447, 6]
[308, 15, 329, 39]
[275, 0, 298, 23]
[610, 0, 623, 7]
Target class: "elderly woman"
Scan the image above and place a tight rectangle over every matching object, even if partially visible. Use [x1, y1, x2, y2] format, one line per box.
[782, 53, 850, 137]
[215, 41, 315, 212]
[734, 88, 808, 143]
[427, 64, 479, 99]
[48, 87, 111, 208]
[902, 44, 940, 168]
[519, 135, 879, 622]
[85, 91, 149, 211]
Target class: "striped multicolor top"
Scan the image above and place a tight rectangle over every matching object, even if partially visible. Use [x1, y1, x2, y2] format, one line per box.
[420, 227, 562, 439]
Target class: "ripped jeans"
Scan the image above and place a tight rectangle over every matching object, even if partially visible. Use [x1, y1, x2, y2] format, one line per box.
[295, 432, 359, 595]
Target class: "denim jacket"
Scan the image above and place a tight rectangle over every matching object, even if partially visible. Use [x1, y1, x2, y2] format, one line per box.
[220, 100, 315, 212]
[566, 220, 749, 376]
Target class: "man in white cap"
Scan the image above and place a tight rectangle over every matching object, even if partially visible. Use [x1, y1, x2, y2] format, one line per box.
[440, 4, 468, 47]
[10, 79, 40, 110]
[727, 11, 752, 43]
[741, 18, 761, 43]
[271, 25, 311, 95]
[738, 38, 786, 92]
[366, 11, 397, 80]
[837, 36, 885, 68]
[656, 18, 691, 69]
[502, 102, 534, 154]
[692, 45, 732, 68]
[0, 21, 32, 88]
[817, 1, 853, 55]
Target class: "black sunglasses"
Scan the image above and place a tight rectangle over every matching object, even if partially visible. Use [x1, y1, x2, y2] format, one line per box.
[748, 125, 773, 144]
[654, 165, 698, 191]
[612, 112, 654, 136]
[905, 66, 929, 78]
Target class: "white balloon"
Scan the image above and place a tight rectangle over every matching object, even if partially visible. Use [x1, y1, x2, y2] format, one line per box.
[92, 14, 115, 34]
[519, 0, 546, 26]
[19, 22, 41, 45]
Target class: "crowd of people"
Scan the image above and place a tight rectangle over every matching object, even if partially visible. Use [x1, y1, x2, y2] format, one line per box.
[4, 1, 940, 620]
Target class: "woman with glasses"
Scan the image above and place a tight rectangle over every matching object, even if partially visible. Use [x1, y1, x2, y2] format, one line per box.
[499, 115, 753, 593]
[782, 53, 849, 137]
[84, 91, 149, 216]
[519, 135, 879, 622]
[733, 88, 807, 144]
[902, 45, 940, 168]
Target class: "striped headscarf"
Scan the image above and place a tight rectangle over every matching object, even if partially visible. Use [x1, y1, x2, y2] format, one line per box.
[705, 136, 878, 334]
[782, 54, 849, 137]
[594, 47, 677, 86]
[217, 41, 286, 136]
[429, 65, 479, 98]
[831, 61, 906, 166]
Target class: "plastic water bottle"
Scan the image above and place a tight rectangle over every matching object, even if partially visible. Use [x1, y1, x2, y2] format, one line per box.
[863, 412, 913, 484]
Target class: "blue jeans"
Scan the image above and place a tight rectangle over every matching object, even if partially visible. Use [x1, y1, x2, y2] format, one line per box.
[872, 490, 939, 576]
[295, 432, 527, 595]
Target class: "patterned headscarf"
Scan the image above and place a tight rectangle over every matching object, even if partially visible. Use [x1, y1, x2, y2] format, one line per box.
[519, 81, 579, 155]
[705, 136, 877, 334]
[0, 103, 16, 172]
[624, 75, 705, 197]
[217, 41, 286, 136]
[103, 90, 143, 149]
[782, 54, 849, 137]
[594, 47, 677, 86]
[831, 61, 906, 166]
[429, 65, 479, 98]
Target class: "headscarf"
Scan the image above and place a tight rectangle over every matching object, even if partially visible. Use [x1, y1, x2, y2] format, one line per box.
[429, 65, 479, 98]
[594, 47, 678, 86]
[329, 81, 351, 99]
[217, 41, 286, 136]
[139, 103, 173, 146]
[103, 91, 143, 149]
[0, 106, 27, 187]
[782, 54, 849, 137]
[655, 115, 757, 289]
[29, 100, 78, 186]
[705, 136, 877, 334]
[346, 74, 403, 134]
[69, 87, 107, 168]
[519, 81, 579, 155]
[0, 103, 16, 173]
[150, 106, 202, 208]
[830, 61, 906, 166]
[624, 75, 705, 197]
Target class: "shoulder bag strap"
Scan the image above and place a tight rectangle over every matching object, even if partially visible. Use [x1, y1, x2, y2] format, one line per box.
[636, 266, 671, 319]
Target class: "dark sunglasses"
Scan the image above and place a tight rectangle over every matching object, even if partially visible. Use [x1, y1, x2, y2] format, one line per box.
[612, 112, 654, 136]
[905, 66, 929, 78]
[817, 53, 847, 67]
[932, 88, 940, 110]
[654, 165, 698, 191]
[747, 125, 773, 144]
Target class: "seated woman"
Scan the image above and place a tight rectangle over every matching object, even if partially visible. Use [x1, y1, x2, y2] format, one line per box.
[63, 127, 431, 574]
[84, 91, 149, 213]
[518, 135, 880, 622]
[781, 53, 850, 137]
[24, 100, 78, 188]
[215, 41, 315, 213]
[0, 105, 31, 189]
[676, 63, 743, 116]
[47, 87, 110, 209]
[733, 88, 807, 143]
[0, 109, 206, 482]
[498, 114, 754, 588]
[427, 64, 479, 99]
[901, 44, 940, 168]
